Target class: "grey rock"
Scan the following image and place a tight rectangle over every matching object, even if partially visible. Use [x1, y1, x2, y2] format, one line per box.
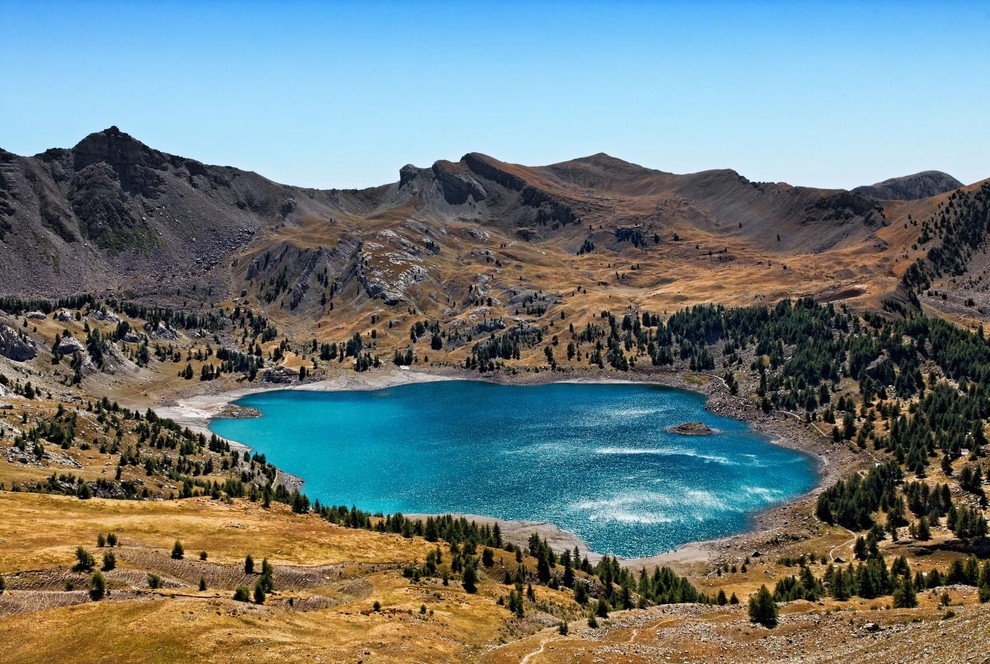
[55, 336, 86, 355]
[263, 366, 298, 383]
[90, 309, 120, 323]
[144, 321, 179, 340]
[0, 324, 37, 361]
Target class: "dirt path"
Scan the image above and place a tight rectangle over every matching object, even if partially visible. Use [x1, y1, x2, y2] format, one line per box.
[519, 635, 560, 664]
[829, 526, 857, 562]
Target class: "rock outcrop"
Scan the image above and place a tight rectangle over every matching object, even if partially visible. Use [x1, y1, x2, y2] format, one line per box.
[0, 324, 36, 361]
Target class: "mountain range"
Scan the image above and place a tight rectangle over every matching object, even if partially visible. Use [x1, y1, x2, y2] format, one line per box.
[1, 127, 985, 336]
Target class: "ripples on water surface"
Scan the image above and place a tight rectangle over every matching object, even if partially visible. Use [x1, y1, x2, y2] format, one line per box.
[210, 381, 818, 557]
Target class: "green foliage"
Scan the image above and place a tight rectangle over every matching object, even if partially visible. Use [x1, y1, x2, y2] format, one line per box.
[815, 463, 901, 530]
[748, 585, 778, 627]
[171, 540, 184, 559]
[233, 585, 250, 602]
[74, 546, 95, 572]
[101, 551, 116, 571]
[461, 558, 478, 594]
[892, 576, 917, 608]
[950, 505, 988, 540]
[773, 564, 824, 602]
[89, 571, 106, 601]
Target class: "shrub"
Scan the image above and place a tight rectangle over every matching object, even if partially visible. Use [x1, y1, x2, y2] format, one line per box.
[106, 533, 118, 547]
[171, 541, 184, 560]
[199, 577, 207, 591]
[74, 547, 95, 572]
[147, 574, 163, 589]
[102, 551, 116, 571]
[253, 581, 266, 605]
[244, 554, 254, 575]
[199, 551, 208, 561]
[233, 585, 250, 602]
[89, 571, 106, 601]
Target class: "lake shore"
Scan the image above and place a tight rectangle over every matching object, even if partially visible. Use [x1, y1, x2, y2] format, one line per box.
[157, 365, 867, 570]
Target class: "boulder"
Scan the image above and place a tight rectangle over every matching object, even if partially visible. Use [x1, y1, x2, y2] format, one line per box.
[91, 309, 120, 324]
[25, 311, 46, 320]
[55, 336, 86, 355]
[263, 366, 298, 383]
[144, 321, 179, 340]
[54, 309, 74, 322]
[0, 324, 37, 361]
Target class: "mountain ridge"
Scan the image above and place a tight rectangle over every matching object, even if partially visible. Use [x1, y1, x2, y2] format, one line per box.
[1, 127, 987, 339]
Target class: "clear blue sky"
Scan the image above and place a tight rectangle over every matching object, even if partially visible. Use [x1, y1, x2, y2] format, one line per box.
[2, 1, 988, 189]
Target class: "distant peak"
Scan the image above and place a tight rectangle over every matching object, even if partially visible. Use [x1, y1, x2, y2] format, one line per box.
[74, 126, 144, 149]
[852, 170, 963, 201]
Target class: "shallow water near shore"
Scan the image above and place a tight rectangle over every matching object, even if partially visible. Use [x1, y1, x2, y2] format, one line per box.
[210, 380, 817, 557]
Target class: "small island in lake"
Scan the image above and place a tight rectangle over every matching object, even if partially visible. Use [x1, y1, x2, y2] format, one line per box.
[666, 421, 720, 436]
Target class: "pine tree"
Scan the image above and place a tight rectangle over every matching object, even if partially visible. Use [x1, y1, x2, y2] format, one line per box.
[462, 559, 478, 594]
[748, 585, 778, 627]
[892, 576, 917, 608]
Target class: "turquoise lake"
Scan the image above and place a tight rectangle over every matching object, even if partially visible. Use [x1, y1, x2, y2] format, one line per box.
[209, 381, 818, 558]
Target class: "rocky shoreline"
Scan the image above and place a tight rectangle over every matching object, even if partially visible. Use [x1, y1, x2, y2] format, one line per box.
[154, 365, 868, 570]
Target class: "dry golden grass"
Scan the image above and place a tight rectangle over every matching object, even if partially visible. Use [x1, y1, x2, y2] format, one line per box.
[0, 492, 437, 574]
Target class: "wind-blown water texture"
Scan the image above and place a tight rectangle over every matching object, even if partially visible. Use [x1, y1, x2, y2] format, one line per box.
[210, 381, 818, 557]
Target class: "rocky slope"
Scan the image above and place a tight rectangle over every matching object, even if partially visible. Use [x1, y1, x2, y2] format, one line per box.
[0, 128, 984, 337]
